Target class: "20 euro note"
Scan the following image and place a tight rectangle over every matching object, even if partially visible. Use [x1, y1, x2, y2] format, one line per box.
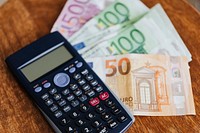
[68, 0, 149, 43]
[51, 0, 115, 39]
[86, 54, 195, 116]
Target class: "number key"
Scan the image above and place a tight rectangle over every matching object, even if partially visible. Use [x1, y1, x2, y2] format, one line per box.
[86, 112, 96, 120]
[70, 111, 80, 119]
[80, 104, 90, 112]
[82, 127, 92, 133]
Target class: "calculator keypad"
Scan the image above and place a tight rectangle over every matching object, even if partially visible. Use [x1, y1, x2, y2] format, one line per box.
[39, 61, 131, 132]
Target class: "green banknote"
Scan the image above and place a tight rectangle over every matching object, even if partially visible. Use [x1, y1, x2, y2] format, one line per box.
[69, 0, 149, 43]
[81, 4, 191, 62]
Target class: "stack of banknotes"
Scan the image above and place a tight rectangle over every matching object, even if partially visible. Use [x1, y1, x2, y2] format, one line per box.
[51, 0, 195, 116]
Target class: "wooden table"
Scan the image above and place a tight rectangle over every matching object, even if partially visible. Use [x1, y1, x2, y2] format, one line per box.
[0, 0, 200, 132]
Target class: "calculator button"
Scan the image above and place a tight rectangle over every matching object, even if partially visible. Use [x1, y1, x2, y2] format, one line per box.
[90, 80, 98, 86]
[54, 94, 62, 101]
[99, 92, 109, 101]
[112, 106, 121, 115]
[95, 86, 103, 92]
[66, 126, 77, 133]
[58, 99, 67, 107]
[45, 99, 53, 106]
[76, 62, 83, 68]
[62, 88, 70, 95]
[108, 119, 118, 129]
[80, 104, 90, 112]
[78, 95, 87, 102]
[105, 99, 115, 107]
[43, 82, 51, 88]
[54, 111, 62, 118]
[67, 94, 75, 101]
[96, 105, 105, 114]
[34, 87, 42, 93]
[74, 73, 81, 80]
[53, 73, 70, 87]
[60, 118, 70, 126]
[70, 111, 80, 119]
[78, 79, 86, 85]
[118, 114, 127, 123]
[87, 90, 95, 97]
[97, 126, 108, 133]
[92, 119, 102, 128]
[102, 113, 112, 121]
[82, 84, 91, 91]
[82, 126, 92, 133]
[71, 100, 80, 107]
[76, 119, 86, 127]
[49, 88, 57, 95]
[89, 97, 99, 106]
[63, 105, 71, 113]
[81, 69, 89, 75]
[41, 93, 49, 100]
[86, 112, 96, 120]
[74, 89, 82, 96]
[70, 84, 78, 90]
[50, 104, 58, 112]
[86, 75, 93, 81]
[69, 67, 76, 73]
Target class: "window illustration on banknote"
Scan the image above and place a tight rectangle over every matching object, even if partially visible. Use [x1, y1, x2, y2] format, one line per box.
[132, 62, 169, 112]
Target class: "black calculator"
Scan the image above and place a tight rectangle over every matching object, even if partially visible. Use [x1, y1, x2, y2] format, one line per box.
[5, 32, 134, 133]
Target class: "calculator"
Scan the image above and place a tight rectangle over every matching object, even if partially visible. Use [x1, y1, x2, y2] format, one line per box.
[5, 32, 134, 133]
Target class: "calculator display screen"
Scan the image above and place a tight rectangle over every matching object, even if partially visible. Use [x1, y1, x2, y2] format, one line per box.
[21, 45, 73, 82]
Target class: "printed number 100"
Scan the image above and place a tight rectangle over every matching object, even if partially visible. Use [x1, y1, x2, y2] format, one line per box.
[98, 3, 129, 29]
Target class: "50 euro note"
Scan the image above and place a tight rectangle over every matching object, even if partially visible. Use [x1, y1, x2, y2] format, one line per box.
[51, 0, 115, 39]
[68, 0, 149, 43]
[86, 54, 195, 116]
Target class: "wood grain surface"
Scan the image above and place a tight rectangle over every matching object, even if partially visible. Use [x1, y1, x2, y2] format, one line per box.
[0, 0, 200, 132]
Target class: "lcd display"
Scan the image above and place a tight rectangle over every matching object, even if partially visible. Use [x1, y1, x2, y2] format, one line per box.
[21, 45, 73, 82]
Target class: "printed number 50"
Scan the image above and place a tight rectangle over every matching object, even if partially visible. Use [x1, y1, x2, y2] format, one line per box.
[106, 58, 131, 77]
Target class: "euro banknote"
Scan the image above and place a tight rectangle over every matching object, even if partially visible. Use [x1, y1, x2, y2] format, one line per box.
[81, 18, 181, 59]
[73, 20, 132, 51]
[51, 0, 115, 38]
[80, 4, 192, 61]
[140, 4, 192, 61]
[86, 54, 195, 116]
[69, 0, 149, 43]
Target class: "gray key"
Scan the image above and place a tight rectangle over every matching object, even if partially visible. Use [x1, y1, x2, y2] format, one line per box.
[71, 100, 79, 107]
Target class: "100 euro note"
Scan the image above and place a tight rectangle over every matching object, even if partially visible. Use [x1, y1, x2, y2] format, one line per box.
[69, 0, 149, 43]
[81, 4, 191, 61]
[81, 17, 181, 59]
[86, 54, 195, 116]
[73, 20, 132, 51]
[51, 0, 115, 39]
